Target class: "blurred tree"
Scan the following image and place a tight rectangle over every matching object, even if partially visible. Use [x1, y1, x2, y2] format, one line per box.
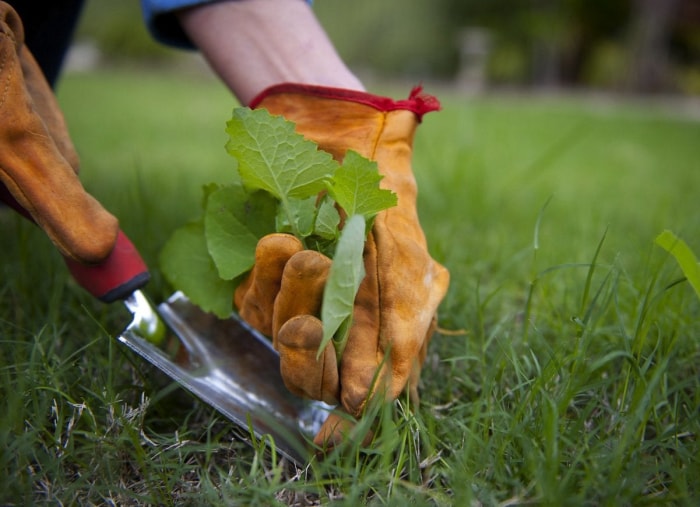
[625, 0, 681, 92]
[442, 0, 698, 93]
[444, 0, 632, 86]
[671, 0, 700, 93]
[558, 0, 631, 85]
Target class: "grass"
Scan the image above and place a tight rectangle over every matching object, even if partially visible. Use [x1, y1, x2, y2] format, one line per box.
[1, 67, 699, 505]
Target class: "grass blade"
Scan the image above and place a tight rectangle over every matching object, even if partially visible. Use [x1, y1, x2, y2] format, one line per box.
[654, 229, 700, 299]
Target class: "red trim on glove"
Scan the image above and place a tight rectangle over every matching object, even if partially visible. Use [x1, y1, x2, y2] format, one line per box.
[249, 83, 441, 121]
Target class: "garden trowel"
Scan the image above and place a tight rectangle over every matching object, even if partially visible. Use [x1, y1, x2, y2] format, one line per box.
[65, 230, 328, 466]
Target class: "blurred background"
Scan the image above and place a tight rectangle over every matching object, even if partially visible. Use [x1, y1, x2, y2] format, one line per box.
[69, 0, 700, 96]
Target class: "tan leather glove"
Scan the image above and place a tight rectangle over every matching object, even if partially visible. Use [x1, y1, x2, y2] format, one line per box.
[0, 2, 118, 263]
[234, 84, 450, 449]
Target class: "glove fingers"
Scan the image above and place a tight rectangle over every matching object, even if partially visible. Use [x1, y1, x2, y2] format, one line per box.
[233, 233, 302, 335]
[272, 249, 331, 344]
[337, 235, 383, 416]
[312, 410, 374, 452]
[339, 234, 447, 417]
[408, 314, 436, 408]
[276, 315, 339, 405]
[0, 8, 118, 263]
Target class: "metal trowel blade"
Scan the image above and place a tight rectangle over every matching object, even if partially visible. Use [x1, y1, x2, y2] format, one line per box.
[117, 291, 329, 465]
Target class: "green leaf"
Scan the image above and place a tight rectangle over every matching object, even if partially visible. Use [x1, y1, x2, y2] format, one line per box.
[281, 195, 317, 238]
[314, 196, 341, 240]
[225, 108, 337, 201]
[160, 221, 236, 318]
[326, 150, 397, 218]
[655, 230, 700, 299]
[242, 190, 280, 239]
[320, 215, 366, 360]
[205, 185, 274, 280]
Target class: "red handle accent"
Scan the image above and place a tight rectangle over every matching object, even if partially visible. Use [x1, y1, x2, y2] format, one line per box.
[63, 230, 150, 303]
[1, 184, 149, 302]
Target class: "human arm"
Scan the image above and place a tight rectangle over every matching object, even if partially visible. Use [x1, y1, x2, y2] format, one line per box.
[141, 0, 363, 104]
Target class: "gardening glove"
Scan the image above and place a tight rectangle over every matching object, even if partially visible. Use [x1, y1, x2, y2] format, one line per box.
[233, 84, 450, 448]
[0, 2, 118, 263]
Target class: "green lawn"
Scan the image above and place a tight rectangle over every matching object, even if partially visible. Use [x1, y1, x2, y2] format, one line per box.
[1, 68, 699, 505]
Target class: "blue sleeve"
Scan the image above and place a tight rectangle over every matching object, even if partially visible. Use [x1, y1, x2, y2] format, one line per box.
[140, 0, 313, 49]
[139, 0, 216, 49]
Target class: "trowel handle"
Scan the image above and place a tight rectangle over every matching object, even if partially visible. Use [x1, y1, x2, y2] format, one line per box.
[63, 230, 150, 303]
[0, 186, 149, 303]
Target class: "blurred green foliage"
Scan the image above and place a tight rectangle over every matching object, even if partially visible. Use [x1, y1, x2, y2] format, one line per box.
[313, 0, 457, 78]
[75, 0, 178, 62]
[74, 0, 699, 93]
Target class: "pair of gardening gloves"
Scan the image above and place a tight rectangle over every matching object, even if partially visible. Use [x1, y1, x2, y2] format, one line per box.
[0, 0, 449, 450]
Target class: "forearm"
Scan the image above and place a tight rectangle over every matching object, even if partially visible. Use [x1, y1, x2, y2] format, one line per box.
[176, 0, 364, 105]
